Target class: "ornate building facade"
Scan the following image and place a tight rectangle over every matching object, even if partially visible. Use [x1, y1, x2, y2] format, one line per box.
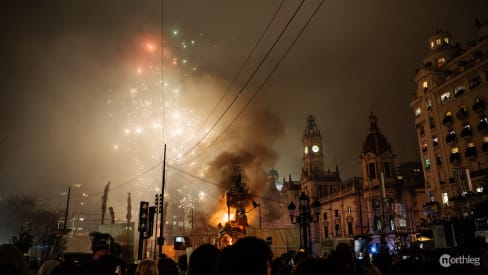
[283, 114, 426, 256]
[409, 20, 488, 225]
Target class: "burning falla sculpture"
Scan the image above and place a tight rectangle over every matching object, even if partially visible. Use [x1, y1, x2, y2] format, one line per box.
[217, 163, 250, 248]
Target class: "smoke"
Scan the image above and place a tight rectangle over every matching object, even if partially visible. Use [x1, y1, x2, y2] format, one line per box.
[206, 108, 285, 214]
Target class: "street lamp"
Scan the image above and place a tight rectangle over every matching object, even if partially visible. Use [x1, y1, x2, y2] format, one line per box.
[288, 192, 321, 256]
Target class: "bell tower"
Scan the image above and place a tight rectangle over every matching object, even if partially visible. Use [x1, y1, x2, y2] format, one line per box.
[302, 115, 325, 179]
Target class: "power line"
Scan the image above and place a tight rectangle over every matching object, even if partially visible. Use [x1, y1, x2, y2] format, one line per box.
[170, 0, 307, 165]
[183, 0, 287, 146]
[173, 0, 326, 166]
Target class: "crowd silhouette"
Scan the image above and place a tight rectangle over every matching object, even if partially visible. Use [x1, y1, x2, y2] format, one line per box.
[1, 236, 487, 275]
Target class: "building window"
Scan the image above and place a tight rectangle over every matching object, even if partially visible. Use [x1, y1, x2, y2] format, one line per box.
[442, 193, 449, 206]
[430, 41, 435, 48]
[473, 97, 485, 113]
[418, 124, 425, 136]
[436, 154, 442, 165]
[425, 159, 431, 170]
[465, 142, 477, 159]
[469, 75, 481, 89]
[422, 81, 428, 90]
[383, 162, 391, 177]
[422, 141, 428, 153]
[430, 118, 435, 128]
[415, 107, 421, 117]
[426, 99, 432, 110]
[450, 147, 461, 163]
[456, 105, 468, 119]
[461, 122, 472, 139]
[441, 91, 451, 103]
[436, 38, 441, 45]
[446, 128, 456, 144]
[454, 86, 466, 97]
[368, 163, 376, 179]
[433, 136, 439, 148]
[444, 37, 449, 44]
[443, 111, 453, 126]
[437, 57, 446, 68]
[347, 216, 353, 236]
[324, 219, 329, 238]
[478, 115, 488, 131]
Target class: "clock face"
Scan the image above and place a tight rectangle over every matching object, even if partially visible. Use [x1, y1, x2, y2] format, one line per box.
[304, 146, 308, 154]
[312, 145, 320, 153]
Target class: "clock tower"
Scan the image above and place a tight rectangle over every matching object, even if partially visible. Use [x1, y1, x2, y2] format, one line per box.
[302, 115, 325, 179]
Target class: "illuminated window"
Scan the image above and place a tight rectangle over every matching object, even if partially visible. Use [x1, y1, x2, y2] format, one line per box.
[479, 115, 488, 131]
[433, 136, 439, 148]
[423, 81, 428, 90]
[454, 86, 465, 97]
[446, 129, 456, 144]
[443, 111, 453, 125]
[415, 107, 421, 117]
[477, 187, 484, 193]
[426, 99, 432, 110]
[461, 122, 472, 138]
[430, 41, 435, 48]
[437, 57, 446, 68]
[442, 193, 449, 206]
[425, 159, 431, 170]
[422, 141, 428, 152]
[441, 91, 451, 103]
[436, 38, 441, 45]
[483, 136, 488, 153]
[444, 37, 449, 44]
[450, 147, 461, 163]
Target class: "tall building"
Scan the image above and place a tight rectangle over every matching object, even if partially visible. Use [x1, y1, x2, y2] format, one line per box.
[283, 114, 425, 256]
[410, 20, 488, 221]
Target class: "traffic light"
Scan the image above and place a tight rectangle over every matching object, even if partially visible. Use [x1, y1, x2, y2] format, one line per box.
[138, 201, 149, 233]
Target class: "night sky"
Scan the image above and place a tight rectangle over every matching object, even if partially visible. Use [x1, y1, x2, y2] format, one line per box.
[0, 0, 487, 231]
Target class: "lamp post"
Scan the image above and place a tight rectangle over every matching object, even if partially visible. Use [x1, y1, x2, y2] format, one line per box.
[288, 192, 321, 256]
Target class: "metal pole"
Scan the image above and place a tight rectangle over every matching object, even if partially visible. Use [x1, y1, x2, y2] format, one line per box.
[63, 186, 71, 234]
[158, 144, 166, 255]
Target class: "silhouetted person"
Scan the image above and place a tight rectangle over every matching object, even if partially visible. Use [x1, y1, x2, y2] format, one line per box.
[187, 244, 220, 275]
[158, 257, 178, 275]
[0, 244, 29, 275]
[177, 254, 187, 275]
[218, 236, 273, 275]
[136, 259, 158, 275]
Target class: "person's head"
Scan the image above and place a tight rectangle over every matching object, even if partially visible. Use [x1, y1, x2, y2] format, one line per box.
[187, 244, 220, 275]
[219, 236, 273, 275]
[136, 259, 159, 275]
[37, 259, 61, 275]
[158, 257, 178, 275]
[0, 244, 29, 275]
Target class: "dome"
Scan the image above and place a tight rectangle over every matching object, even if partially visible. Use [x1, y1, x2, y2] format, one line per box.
[361, 112, 392, 155]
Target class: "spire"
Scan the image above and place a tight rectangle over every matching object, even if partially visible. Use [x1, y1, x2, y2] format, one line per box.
[304, 115, 320, 136]
[368, 112, 379, 133]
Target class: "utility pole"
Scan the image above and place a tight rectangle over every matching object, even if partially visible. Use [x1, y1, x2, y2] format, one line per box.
[63, 186, 71, 234]
[158, 144, 167, 255]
